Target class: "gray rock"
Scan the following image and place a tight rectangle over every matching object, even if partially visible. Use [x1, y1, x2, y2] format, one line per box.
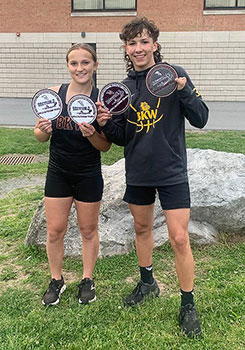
[25, 149, 245, 257]
[187, 148, 245, 233]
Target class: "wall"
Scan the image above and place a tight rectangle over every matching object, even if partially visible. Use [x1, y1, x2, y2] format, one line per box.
[1, 0, 245, 32]
[0, 31, 244, 101]
[0, 1, 245, 101]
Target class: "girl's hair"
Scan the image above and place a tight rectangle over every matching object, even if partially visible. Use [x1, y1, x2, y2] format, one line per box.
[119, 17, 163, 72]
[66, 43, 97, 63]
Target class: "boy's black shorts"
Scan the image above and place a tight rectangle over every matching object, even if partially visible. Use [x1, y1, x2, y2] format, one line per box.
[45, 168, 103, 202]
[123, 182, 190, 210]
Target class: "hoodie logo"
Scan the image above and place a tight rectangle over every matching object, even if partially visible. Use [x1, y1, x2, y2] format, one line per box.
[127, 98, 163, 133]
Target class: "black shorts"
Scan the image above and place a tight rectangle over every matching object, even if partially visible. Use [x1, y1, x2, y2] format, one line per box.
[45, 169, 103, 202]
[123, 182, 190, 210]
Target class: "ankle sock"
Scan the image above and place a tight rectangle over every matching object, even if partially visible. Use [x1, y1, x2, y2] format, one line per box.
[180, 289, 194, 306]
[140, 265, 153, 284]
[52, 276, 63, 283]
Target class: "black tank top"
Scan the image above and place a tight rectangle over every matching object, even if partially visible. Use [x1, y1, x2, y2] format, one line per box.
[48, 84, 101, 175]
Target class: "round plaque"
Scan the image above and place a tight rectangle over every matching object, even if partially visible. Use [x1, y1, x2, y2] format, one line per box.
[99, 82, 131, 115]
[31, 89, 63, 120]
[67, 94, 97, 124]
[146, 63, 178, 97]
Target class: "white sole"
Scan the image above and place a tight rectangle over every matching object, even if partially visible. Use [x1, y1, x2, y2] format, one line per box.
[42, 284, 66, 306]
[78, 295, 97, 304]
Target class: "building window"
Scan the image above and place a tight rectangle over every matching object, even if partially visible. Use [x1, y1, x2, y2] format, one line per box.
[204, 0, 245, 9]
[72, 0, 137, 11]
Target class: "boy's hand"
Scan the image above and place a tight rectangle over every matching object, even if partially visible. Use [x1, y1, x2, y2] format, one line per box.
[175, 77, 187, 91]
[96, 102, 112, 127]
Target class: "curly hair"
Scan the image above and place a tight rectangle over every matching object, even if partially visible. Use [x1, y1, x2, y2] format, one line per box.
[119, 17, 163, 71]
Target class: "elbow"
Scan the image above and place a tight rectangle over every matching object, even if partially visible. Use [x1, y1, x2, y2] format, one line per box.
[200, 114, 209, 129]
[198, 124, 206, 130]
[35, 135, 49, 143]
[101, 144, 111, 152]
[194, 111, 209, 129]
[195, 120, 207, 129]
[115, 139, 125, 146]
[197, 118, 208, 129]
[200, 107, 209, 129]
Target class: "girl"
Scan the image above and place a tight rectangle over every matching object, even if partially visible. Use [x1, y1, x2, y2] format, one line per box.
[34, 43, 111, 306]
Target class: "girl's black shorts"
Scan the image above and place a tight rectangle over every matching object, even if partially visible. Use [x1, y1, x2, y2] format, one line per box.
[45, 168, 103, 202]
[123, 182, 190, 210]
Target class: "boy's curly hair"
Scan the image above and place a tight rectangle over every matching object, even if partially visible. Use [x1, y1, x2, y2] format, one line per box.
[119, 17, 163, 71]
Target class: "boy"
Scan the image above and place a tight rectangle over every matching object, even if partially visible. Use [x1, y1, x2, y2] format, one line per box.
[97, 17, 208, 337]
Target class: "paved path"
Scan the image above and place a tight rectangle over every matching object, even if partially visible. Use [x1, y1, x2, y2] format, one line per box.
[0, 98, 244, 130]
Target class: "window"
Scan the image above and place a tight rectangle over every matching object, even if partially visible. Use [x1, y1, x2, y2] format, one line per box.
[204, 0, 245, 9]
[72, 0, 137, 11]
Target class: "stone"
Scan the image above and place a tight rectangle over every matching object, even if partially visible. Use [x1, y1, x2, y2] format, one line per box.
[25, 149, 245, 257]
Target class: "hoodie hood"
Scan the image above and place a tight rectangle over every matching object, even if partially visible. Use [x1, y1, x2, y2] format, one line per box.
[126, 67, 151, 91]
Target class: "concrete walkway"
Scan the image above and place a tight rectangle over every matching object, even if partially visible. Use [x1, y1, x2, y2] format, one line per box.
[0, 97, 244, 130]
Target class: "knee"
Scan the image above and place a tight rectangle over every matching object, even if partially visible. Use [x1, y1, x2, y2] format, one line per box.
[80, 225, 98, 241]
[47, 227, 65, 244]
[169, 229, 189, 251]
[134, 220, 152, 236]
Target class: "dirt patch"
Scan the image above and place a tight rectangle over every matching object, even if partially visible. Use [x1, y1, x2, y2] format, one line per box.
[125, 276, 135, 284]
[0, 263, 30, 296]
[0, 259, 80, 297]
[221, 234, 245, 244]
[0, 174, 46, 199]
[62, 270, 81, 284]
[154, 277, 172, 295]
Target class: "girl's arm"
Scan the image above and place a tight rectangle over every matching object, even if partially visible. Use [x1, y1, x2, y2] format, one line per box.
[33, 86, 59, 142]
[79, 122, 111, 152]
[34, 118, 52, 143]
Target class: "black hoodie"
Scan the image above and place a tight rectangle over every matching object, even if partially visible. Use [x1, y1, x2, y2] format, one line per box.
[101, 64, 209, 186]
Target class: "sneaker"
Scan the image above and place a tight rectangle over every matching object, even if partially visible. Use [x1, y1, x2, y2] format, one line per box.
[124, 279, 160, 306]
[179, 303, 202, 337]
[42, 276, 66, 306]
[78, 278, 96, 304]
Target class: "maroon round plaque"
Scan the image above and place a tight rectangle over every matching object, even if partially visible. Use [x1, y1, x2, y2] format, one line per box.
[99, 82, 131, 115]
[146, 63, 178, 97]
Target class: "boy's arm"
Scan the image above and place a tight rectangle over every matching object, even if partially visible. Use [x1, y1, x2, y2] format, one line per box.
[96, 102, 127, 146]
[176, 69, 209, 129]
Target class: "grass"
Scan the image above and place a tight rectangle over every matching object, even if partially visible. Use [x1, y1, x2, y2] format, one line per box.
[0, 128, 244, 349]
[185, 130, 245, 154]
[0, 128, 244, 181]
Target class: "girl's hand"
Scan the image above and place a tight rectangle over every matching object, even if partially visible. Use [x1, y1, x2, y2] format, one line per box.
[96, 102, 112, 127]
[175, 77, 187, 91]
[37, 118, 52, 134]
[79, 122, 96, 137]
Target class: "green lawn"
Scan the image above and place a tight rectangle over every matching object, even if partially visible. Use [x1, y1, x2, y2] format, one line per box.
[0, 128, 244, 349]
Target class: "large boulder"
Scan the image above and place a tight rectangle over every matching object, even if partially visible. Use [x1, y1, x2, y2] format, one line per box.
[26, 149, 245, 257]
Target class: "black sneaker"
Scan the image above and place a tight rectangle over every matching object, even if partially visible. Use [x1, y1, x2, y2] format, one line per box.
[42, 276, 66, 306]
[179, 304, 202, 337]
[78, 278, 96, 304]
[124, 279, 160, 306]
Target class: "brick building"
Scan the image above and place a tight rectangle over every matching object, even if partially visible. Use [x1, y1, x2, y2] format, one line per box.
[0, 0, 245, 101]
